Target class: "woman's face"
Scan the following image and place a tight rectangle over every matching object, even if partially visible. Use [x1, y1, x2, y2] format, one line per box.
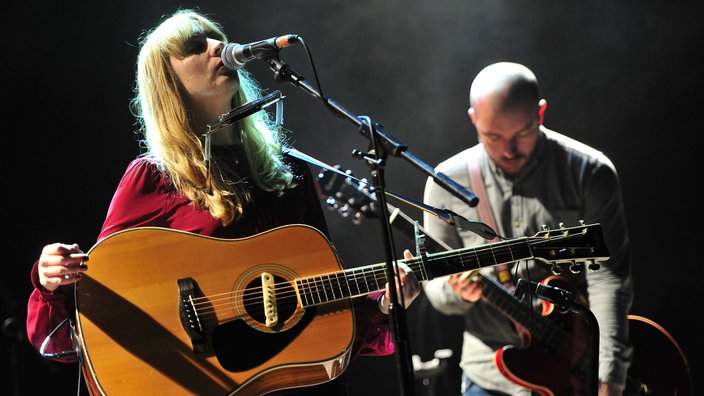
[169, 33, 240, 106]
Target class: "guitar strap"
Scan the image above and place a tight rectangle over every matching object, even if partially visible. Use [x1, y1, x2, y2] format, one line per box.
[467, 147, 514, 289]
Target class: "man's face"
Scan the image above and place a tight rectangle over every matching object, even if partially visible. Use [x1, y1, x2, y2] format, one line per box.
[470, 103, 540, 177]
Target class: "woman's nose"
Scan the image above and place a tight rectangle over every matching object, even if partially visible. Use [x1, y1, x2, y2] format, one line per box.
[210, 39, 224, 56]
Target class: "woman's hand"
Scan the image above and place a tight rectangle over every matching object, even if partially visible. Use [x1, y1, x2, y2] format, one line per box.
[37, 243, 88, 292]
[378, 249, 421, 314]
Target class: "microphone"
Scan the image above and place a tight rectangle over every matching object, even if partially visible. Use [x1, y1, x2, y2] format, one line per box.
[221, 34, 299, 70]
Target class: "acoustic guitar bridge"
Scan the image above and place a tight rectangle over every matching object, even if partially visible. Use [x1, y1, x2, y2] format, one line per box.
[261, 272, 279, 328]
[177, 277, 210, 354]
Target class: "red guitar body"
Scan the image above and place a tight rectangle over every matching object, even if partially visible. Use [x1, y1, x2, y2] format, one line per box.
[493, 276, 590, 396]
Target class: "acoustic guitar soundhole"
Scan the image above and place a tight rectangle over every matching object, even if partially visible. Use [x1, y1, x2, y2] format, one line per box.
[212, 274, 316, 372]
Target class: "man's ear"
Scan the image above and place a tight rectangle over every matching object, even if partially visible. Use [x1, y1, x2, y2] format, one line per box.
[468, 107, 477, 125]
[538, 99, 547, 125]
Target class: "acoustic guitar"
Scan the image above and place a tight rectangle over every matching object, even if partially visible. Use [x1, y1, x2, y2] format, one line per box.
[74, 222, 606, 395]
[317, 166, 692, 396]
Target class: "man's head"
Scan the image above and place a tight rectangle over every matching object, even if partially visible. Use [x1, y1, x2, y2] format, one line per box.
[468, 62, 546, 177]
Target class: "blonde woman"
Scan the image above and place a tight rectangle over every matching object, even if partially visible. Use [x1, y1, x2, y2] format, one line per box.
[27, 9, 418, 395]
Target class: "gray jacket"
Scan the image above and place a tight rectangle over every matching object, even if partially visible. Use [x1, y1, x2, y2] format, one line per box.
[422, 126, 633, 394]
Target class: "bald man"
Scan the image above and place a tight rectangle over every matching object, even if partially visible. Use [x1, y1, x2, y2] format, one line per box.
[422, 62, 633, 396]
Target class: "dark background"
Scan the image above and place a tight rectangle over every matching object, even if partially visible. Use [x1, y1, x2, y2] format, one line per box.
[4, 1, 702, 395]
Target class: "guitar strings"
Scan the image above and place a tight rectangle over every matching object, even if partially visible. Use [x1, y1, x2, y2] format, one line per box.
[188, 235, 571, 316]
[186, 235, 583, 324]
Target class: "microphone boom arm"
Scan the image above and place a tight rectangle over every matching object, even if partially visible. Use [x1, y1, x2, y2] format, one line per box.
[265, 57, 479, 208]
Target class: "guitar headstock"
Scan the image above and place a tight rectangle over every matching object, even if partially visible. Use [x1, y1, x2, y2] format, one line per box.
[317, 167, 610, 277]
[316, 166, 380, 223]
[530, 222, 610, 275]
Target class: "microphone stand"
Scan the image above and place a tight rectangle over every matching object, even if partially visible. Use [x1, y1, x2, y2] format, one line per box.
[263, 56, 479, 395]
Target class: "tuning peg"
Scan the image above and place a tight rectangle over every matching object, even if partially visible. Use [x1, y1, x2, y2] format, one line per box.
[353, 212, 363, 225]
[569, 261, 583, 274]
[587, 261, 600, 271]
[550, 263, 563, 276]
[337, 203, 350, 217]
[324, 196, 336, 210]
[558, 222, 571, 237]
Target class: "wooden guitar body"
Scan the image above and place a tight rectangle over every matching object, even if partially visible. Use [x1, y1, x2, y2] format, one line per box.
[74, 201, 607, 395]
[75, 225, 353, 396]
[625, 315, 692, 396]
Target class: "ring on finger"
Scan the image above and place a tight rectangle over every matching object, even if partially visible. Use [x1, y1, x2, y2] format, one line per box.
[64, 274, 71, 280]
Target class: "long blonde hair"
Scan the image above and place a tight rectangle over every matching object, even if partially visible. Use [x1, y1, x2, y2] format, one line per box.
[129, 9, 296, 225]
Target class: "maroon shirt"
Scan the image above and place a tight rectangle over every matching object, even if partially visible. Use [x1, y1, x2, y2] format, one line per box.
[26, 154, 392, 367]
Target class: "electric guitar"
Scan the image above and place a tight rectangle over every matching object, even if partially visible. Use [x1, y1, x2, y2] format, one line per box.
[317, 166, 692, 396]
[74, 216, 607, 395]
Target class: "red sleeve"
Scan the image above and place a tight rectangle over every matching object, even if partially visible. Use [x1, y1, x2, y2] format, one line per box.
[350, 291, 394, 357]
[98, 157, 171, 239]
[25, 158, 165, 363]
[26, 261, 78, 363]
